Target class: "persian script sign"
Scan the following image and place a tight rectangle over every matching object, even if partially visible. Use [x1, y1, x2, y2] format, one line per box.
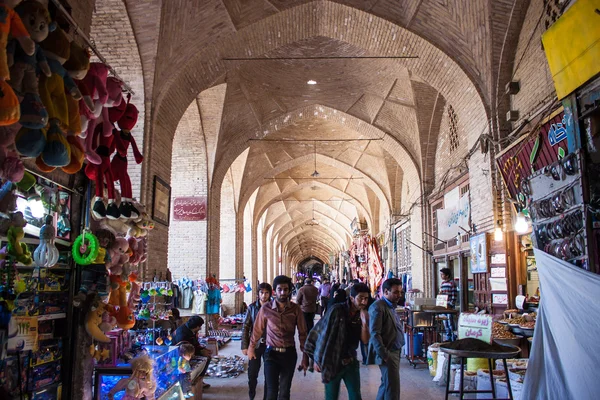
[458, 313, 493, 344]
[173, 197, 207, 221]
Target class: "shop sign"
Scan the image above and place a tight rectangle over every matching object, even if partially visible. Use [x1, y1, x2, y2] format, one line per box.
[493, 294, 509, 305]
[496, 110, 569, 208]
[436, 187, 470, 241]
[491, 267, 506, 278]
[458, 313, 493, 344]
[469, 233, 488, 274]
[491, 254, 506, 265]
[172, 196, 207, 221]
[436, 295, 448, 307]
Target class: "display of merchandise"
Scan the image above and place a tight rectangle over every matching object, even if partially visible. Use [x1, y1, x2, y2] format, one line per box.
[206, 355, 245, 378]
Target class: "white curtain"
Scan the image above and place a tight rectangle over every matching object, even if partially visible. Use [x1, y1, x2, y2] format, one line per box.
[521, 249, 600, 400]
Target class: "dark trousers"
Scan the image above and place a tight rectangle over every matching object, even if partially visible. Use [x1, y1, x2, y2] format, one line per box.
[321, 296, 330, 315]
[377, 350, 400, 400]
[360, 342, 368, 365]
[303, 312, 315, 332]
[248, 343, 267, 400]
[264, 347, 297, 400]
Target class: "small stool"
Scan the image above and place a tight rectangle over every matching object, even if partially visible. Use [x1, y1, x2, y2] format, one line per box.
[439, 340, 520, 400]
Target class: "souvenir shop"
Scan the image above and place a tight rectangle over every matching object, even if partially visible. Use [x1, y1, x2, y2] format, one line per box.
[344, 218, 386, 296]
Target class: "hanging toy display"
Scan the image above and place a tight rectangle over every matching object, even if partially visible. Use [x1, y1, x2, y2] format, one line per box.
[72, 231, 99, 266]
[6, 211, 32, 265]
[106, 355, 157, 400]
[33, 215, 59, 267]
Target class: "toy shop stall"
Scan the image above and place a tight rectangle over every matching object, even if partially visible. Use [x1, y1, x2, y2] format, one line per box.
[0, 164, 86, 400]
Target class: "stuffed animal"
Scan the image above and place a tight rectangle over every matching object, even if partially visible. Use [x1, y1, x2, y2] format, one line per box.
[9, 0, 52, 129]
[127, 236, 142, 266]
[0, 0, 34, 126]
[36, 26, 84, 170]
[127, 272, 141, 309]
[85, 300, 111, 343]
[106, 236, 129, 276]
[109, 280, 135, 330]
[6, 211, 31, 264]
[102, 76, 124, 134]
[0, 124, 23, 181]
[112, 103, 142, 219]
[99, 308, 117, 333]
[79, 62, 109, 165]
[86, 123, 120, 220]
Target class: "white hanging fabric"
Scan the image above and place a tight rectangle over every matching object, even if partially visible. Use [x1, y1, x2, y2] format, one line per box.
[521, 249, 600, 400]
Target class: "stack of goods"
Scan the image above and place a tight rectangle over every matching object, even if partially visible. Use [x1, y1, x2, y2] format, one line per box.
[495, 359, 528, 400]
[493, 322, 519, 339]
[206, 355, 245, 378]
[220, 314, 245, 325]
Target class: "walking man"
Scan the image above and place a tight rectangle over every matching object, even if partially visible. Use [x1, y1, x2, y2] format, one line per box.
[305, 283, 371, 400]
[295, 278, 319, 332]
[248, 275, 309, 400]
[319, 278, 332, 316]
[368, 278, 405, 400]
[439, 268, 458, 341]
[242, 283, 273, 400]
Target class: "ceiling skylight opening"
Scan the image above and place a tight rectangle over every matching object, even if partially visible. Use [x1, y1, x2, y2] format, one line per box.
[307, 80, 317, 85]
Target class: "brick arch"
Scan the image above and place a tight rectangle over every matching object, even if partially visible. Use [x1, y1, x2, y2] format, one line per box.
[282, 228, 343, 253]
[265, 201, 354, 241]
[91, 0, 145, 200]
[273, 211, 350, 250]
[253, 181, 373, 230]
[242, 152, 392, 223]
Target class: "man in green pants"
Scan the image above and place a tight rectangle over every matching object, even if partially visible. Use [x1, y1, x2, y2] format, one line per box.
[304, 283, 371, 400]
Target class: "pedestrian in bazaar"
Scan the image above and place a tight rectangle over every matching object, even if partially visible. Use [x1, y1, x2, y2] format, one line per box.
[319, 278, 332, 316]
[367, 278, 405, 400]
[296, 278, 320, 332]
[305, 283, 371, 400]
[439, 267, 458, 341]
[248, 275, 309, 400]
[242, 282, 273, 400]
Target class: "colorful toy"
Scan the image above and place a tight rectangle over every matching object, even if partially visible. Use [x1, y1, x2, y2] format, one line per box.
[33, 215, 59, 267]
[9, 0, 52, 128]
[0, 135, 23, 182]
[86, 122, 120, 219]
[107, 355, 156, 400]
[105, 236, 129, 276]
[6, 211, 31, 264]
[0, 0, 34, 126]
[79, 62, 109, 165]
[85, 300, 111, 343]
[72, 231, 99, 265]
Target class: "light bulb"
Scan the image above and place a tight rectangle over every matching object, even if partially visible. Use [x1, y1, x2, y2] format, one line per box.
[494, 226, 503, 242]
[515, 212, 529, 234]
[307, 80, 317, 85]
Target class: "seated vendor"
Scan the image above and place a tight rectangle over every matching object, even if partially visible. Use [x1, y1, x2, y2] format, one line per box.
[173, 316, 212, 389]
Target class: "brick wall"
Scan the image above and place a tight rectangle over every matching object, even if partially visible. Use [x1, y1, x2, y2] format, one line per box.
[511, 0, 556, 127]
[168, 101, 208, 281]
[220, 171, 237, 312]
[434, 104, 470, 191]
[90, 0, 145, 201]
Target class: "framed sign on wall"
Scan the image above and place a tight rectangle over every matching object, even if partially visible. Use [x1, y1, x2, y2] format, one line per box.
[470, 233, 488, 273]
[152, 175, 171, 226]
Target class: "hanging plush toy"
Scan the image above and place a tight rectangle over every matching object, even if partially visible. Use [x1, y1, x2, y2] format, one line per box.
[6, 211, 31, 265]
[0, 0, 35, 126]
[79, 62, 109, 165]
[0, 124, 23, 182]
[62, 40, 92, 174]
[37, 26, 83, 170]
[86, 122, 120, 220]
[9, 0, 52, 129]
[105, 236, 129, 276]
[33, 215, 59, 267]
[112, 102, 142, 219]
[85, 300, 112, 343]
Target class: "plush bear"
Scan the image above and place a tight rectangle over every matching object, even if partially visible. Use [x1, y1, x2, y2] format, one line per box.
[85, 300, 111, 343]
[37, 26, 83, 170]
[112, 103, 142, 219]
[79, 62, 109, 165]
[0, 0, 34, 126]
[9, 0, 52, 129]
[105, 236, 129, 276]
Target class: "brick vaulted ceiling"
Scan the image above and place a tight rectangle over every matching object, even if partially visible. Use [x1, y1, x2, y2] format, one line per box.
[114, 0, 530, 263]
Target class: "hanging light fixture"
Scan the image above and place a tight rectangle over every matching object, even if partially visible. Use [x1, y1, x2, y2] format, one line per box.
[514, 212, 530, 234]
[494, 220, 503, 242]
[305, 200, 320, 226]
[311, 141, 320, 178]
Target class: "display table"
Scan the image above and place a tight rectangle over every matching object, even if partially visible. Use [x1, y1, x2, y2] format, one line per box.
[404, 307, 458, 367]
[439, 339, 520, 400]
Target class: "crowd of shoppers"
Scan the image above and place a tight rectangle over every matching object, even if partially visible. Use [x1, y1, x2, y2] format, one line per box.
[241, 275, 406, 400]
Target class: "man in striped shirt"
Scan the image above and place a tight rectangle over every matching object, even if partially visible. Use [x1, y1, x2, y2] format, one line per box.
[439, 268, 458, 341]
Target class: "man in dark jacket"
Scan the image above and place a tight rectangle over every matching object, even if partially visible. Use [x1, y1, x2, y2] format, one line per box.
[295, 278, 319, 332]
[305, 283, 370, 400]
[242, 282, 273, 400]
[368, 278, 405, 400]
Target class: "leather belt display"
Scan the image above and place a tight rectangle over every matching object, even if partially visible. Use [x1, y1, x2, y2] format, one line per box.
[267, 346, 294, 353]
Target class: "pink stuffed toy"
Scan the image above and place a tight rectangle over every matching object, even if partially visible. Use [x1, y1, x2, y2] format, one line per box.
[0, 124, 23, 182]
[105, 236, 129, 276]
[79, 62, 109, 165]
[127, 236, 142, 266]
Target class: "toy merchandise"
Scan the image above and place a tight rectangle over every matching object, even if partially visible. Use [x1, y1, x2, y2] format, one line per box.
[110, 279, 135, 330]
[107, 355, 157, 400]
[86, 122, 120, 220]
[0, 0, 34, 126]
[14, 125, 46, 157]
[33, 215, 59, 267]
[102, 76, 124, 133]
[127, 272, 141, 309]
[9, 0, 52, 128]
[72, 231, 99, 265]
[79, 61, 109, 165]
[112, 102, 142, 219]
[37, 26, 84, 170]
[105, 236, 129, 275]
[85, 300, 111, 343]
[127, 236, 142, 266]
[6, 211, 31, 264]
[0, 140, 23, 182]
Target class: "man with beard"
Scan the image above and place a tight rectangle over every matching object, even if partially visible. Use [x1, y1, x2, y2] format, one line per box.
[242, 282, 273, 400]
[367, 278, 405, 400]
[248, 275, 309, 400]
[305, 283, 371, 400]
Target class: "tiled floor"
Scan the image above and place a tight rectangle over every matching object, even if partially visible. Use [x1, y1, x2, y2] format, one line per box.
[203, 340, 446, 400]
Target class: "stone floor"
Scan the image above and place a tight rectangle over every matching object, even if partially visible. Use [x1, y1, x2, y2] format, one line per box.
[203, 340, 446, 400]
